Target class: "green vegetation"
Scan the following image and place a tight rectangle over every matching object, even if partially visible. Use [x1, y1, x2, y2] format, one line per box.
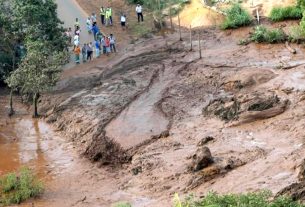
[250, 26, 286, 43]
[112, 202, 132, 207]
[0, 0, 68, 117]
[269, 6, 302, 22]
[288, 25, 305, 42]
[0, 168, 43, 206]
[221, 4, 252, 29]
[173, 191, 305, 207]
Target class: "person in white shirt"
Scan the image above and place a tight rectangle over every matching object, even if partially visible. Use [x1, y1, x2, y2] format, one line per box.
[120, 14, 126, 30]
[136, 4, 143, 22]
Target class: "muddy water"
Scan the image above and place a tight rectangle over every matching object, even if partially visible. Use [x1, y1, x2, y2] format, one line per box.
[0, 117, 74, 179]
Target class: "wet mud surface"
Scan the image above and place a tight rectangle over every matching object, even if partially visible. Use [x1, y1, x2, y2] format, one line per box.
[3, 0, 305, 206]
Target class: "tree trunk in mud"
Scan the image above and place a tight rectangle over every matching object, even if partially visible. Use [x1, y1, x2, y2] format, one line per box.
[178, 13, 182, 41]
[33, 93, 39, 118]
[8, 89, 14, 116]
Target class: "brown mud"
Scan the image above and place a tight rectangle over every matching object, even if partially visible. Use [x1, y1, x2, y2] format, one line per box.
[3, 0, 305, 206]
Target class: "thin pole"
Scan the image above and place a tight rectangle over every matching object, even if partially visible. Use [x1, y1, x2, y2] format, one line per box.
[178, 12, 182, 41]
[198, 31, 202, 59]
[170, 7, 173, 30]
[190, 25, 192, 51]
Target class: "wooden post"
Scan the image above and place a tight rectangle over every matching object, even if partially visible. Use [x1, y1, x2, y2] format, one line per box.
[8, 89, 14, 116]
[256, 8, 260, 24]
[170, 7, 173, 30]
[178, 12, 182, 41]
[198, 31, 202, 59]
[190, 25, 192, 51]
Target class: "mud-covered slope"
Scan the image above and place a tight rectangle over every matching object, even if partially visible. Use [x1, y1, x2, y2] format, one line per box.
[40, 26, 305, 205]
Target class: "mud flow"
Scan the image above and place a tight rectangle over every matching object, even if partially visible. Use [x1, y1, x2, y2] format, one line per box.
[0, 117, 73, 179]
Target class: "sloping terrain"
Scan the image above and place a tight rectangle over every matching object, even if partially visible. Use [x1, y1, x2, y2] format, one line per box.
[37, 20, 305, 205]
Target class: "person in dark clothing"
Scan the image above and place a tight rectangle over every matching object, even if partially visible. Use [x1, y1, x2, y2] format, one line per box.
[86, 42, 93, 61]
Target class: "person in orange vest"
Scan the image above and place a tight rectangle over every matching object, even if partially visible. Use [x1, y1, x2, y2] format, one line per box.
[74, 45, 81, 64]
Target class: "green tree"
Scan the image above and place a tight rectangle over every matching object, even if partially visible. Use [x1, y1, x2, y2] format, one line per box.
[1, 0, 68, 116]
[6, 40, 67, 117]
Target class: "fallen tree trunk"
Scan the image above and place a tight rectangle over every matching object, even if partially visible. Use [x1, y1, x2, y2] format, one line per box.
[231, 100, 289, 126]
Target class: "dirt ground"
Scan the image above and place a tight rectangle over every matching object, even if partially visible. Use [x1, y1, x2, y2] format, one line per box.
[4, 0, 305, 206]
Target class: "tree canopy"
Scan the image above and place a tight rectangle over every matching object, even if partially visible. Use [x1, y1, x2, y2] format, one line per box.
[1, 0, 68, 116]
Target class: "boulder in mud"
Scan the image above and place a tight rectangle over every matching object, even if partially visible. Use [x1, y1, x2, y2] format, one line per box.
[197, 136, 214, 146]
[276, 182, 305, 201]
[298, 159, 305, 181]
[190, 147, 213, 172]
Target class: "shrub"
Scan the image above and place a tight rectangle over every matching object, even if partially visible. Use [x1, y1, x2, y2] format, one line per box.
[0, 168, 43, 205]
[112, 202, 132, 207]
[269, 6, 302, 22]
[288, 25, 305, 42]
[250, 25, 286, 43]
[174, 191, 305, 207]
[221, 4, 252, 29]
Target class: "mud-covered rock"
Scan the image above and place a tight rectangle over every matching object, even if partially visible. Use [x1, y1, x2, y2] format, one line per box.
[276, 182, 305, 201]
[197, 136, 214, 146]
[298, 159, 305, 181]
[190, 147, 213, 172]
[203, 98, 240, 121]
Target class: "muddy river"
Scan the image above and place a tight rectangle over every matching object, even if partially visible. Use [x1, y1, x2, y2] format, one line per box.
[0, 117, 74, 180]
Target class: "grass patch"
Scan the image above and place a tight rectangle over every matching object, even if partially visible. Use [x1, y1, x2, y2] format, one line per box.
[288, 25, 305, 42]
[250, 25, 286, 43]
[174, 191, 305, 207]
[221, 4, 252, 30]
[112, 201, 132, 207]
[0, 168, 43, 206]
[269, 6, 302, 22]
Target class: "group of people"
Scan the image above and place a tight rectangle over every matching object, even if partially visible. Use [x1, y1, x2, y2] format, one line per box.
[65, 4, 145, 64]
[74, 33, 116, 64]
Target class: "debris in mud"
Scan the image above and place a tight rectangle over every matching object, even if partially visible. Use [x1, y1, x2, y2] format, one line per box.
[276, 182, 305, 201]
[84, 133, 129, 165]
[197, 136, 214, 146]
[203, 97, 240, 121]
[203, 93, 288, 123]
[187, 156, 246, 190]
[298, 159, 305, 181]
[189, 147, 214, 172]
[131, 166, 142, 175]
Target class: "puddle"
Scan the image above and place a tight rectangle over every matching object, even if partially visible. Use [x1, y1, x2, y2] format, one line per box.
[0, 118, 74, 179]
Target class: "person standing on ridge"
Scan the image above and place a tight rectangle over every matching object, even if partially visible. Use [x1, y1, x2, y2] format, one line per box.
[87, 42, 93, 61]
[91, 13, 97, 25]
[105, 36, 111, 56]
[86, 17, 92, 33]
[95, 40, 101, 58]
[109, 7, 113, 26]
[136, 4, 144, 22]
[100, 6, 106, 25]
[74, 45, 81, 64]
[82, 44, 87, 63]
[109, 34, 116, 53]
[105, 7, 111, 26]
[120, 14, 126, 30]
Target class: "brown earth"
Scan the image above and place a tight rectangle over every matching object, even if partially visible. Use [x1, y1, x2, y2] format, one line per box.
[3, 0, 305, 206]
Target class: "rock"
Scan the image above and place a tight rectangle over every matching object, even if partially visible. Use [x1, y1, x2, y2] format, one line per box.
[190, 147, 213, 172]
[197, 136, 214, 146]
[276, 182, 305, 201]
[298, 159, 305, 181]
[131, 166, 142, 175]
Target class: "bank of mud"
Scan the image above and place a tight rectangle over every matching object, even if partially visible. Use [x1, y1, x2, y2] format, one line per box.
[23, 20, 305, 206]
